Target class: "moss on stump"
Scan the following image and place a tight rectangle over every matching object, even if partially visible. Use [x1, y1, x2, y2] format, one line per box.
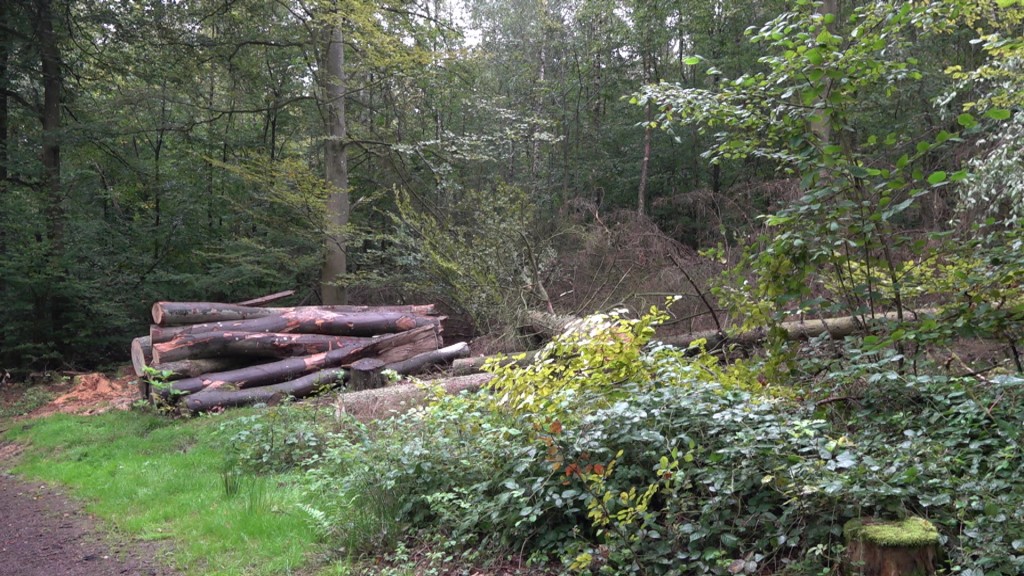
[843, 517, 940, 576]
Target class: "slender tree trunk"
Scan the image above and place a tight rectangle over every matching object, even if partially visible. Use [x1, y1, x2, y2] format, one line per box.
[34, 0, 66, 347]
[638, 103, 652, 215]
[321, 22, 349, 305]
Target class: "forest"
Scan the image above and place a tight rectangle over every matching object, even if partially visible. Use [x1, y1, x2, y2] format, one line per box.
[1, 0, 1023, 574]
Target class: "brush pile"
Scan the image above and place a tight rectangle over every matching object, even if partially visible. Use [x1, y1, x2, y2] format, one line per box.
[130, 295, 469, 413]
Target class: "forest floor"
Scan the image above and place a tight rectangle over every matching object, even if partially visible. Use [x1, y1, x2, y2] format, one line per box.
[0, 443, 177, 576]
[0, 374, 179, 576]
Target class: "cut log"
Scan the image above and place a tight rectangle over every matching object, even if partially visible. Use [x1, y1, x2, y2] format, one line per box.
[349, 358, 386, 391]
[130, 337, 152, 377]
[387, 342, 471, 375]
[151, 357, 249, 380]
[150, 309, 443, 343]
[334, 373, 494, 421]
[450, 349, 540, 376]
[843, 517, 940, 576]
[183, 368, 346, 412]
[151, 301, 437, 326]
[235, 290, 296, 307]
[164, 325, 438, 397]
[151, 332, 371, 364]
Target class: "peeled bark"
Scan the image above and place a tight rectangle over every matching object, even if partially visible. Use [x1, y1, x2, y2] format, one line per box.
[151, 301, 436, 326]
[184, 368, 346, 412]
[150, 308, 443, 343]
[165, 325, 438, 397]
[151, 331, 370, 364]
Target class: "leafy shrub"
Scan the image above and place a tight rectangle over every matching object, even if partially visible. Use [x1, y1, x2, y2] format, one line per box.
[218, 403, 332, 474]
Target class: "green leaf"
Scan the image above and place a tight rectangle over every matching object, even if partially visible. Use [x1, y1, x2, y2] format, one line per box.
[927, 171, 947, 185]
[985, 108, 1011, 120]
[805, 48, 824, 65]
[957, 113, 977, 128]
[683, 56, 702, 66]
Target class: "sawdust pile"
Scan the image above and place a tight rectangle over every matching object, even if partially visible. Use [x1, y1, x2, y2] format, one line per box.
[31, 374, 140, 417]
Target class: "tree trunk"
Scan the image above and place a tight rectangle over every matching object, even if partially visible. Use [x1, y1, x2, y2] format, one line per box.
[132, 336, 249, 379]
[151, 301, 435, 326]
[164, 325, 438, 397]
[151, 331, 372, 364]
[450, 349, 539, 376]
[333, 373, 494, 421]
[183, 368, 346, 412]
[321, 21, 349, 305]
[385, 342, 470, 375]
[150, 308, 443, 343]
[526, 309, 939, 351]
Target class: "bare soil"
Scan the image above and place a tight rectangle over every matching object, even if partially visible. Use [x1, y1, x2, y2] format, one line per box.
[0, 443, 177, 576]
[0, 373, 178, 576]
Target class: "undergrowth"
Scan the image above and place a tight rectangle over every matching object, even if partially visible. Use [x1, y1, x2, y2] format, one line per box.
[290, 306, 1023, 575]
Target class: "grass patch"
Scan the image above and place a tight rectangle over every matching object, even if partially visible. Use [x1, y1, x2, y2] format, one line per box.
[4, 409, 325, 575]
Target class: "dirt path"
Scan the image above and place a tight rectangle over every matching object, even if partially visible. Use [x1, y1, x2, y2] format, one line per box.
[0, 444, 178, 576]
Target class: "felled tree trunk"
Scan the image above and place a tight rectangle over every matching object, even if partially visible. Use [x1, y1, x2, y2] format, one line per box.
[164, 325, 438, 397]
[386, 342, 471, 375]
[450, 349, 539, 376]
[334, 373, 494, 421]
[183, 368, 346, 412]
[843, 517, 940, 576]
[526, 309, 938, 351]
[151, 301, 436, 326]
[150, 308, 442, 343]
[151, 332, 371, 364]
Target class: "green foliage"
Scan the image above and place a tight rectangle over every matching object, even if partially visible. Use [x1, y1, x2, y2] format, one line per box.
[218, 403, 331, 474]
[381, 184, 558, 332]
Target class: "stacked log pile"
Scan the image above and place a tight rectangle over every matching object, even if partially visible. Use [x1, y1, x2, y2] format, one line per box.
[131, 299, 470, 412]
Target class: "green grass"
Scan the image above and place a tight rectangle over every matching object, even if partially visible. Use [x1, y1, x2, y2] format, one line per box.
[4, 409, 326, 575]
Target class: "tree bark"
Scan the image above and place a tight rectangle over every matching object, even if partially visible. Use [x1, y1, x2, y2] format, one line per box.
[150, 308, 443, 343]
[151, 301, 435, 326]
[132, 336, 248, 379]
[333, 373, 494, 421]
[450, 349, 539, 376]
[348, 357, 385, 391]
[164, 324, 438, 397]
[183, 368, 346, 412]
[321, 21, 349, 305]
[385, 342, 470, 375]
[151, 331, 372, 364]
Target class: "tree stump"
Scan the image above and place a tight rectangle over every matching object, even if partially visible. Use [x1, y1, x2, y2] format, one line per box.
[843, 517, 940, 576]
[349, 358, 386, 391]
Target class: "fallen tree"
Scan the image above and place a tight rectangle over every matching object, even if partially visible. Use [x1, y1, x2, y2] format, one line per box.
[526, 309, 939, 351]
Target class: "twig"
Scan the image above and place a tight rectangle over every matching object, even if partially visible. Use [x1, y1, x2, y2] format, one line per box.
[667, 251, 723, 333]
